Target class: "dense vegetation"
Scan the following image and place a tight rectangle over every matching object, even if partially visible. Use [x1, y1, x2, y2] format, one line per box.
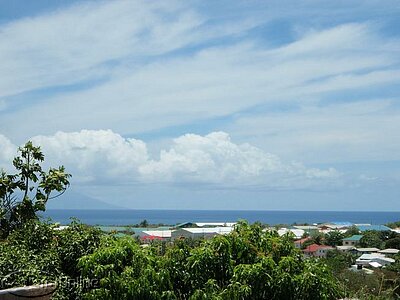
[1, 219, 399, 299]
[0, 220, 343, 300]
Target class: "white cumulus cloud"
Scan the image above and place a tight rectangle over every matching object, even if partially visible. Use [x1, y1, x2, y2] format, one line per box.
[0, 130, 340, 189]
[31, 130, 148, 182]
[0, 134, 16, 170]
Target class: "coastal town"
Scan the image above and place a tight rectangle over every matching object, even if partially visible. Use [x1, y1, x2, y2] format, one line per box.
[94, 220, 400, 273]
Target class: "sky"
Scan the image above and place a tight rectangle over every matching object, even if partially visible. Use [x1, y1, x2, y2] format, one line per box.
[0, 0, 399, 211]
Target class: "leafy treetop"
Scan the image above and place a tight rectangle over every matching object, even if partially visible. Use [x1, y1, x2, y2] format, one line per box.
[0, 141, 71, 238]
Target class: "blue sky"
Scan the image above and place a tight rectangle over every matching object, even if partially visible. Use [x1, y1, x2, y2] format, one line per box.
[0, 0, 399, 210]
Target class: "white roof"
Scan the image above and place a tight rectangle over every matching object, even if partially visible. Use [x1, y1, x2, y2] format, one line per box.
[358, 253, 385, 260]
[142, 230, 172, 238]
[319, 229, 347, 234]
[336, 245, 355, 251]
[369, 262, 382, 268]
[356, 248, 380, 252]
[278, 228, 304, 238]
[293, 225, 318, 230]
[195, 222, 236, 227]
[377, 257, 395, 263]
[378, 248, 400, 254]
[179, 227, 234, 235]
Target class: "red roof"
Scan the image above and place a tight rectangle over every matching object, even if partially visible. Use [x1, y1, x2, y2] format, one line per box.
[140, 235, 163, 240]
[294, 237, 310, 244]
[303, 244, 333, 253]
[303, 244, 320, 253]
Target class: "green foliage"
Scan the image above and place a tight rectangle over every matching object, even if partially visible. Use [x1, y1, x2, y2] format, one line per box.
[325, 230, 344, 247]
[53, 219, 102, 277]
[0, 141, 70, 238]
[359, 230, 398, 249]
[385, 237, 400, 250]
[386, 221, 400, 229]
[0, 219, 102, 299]
[336, 270, 399, 299]
[0, 221, 61, 289]
[139, 219, 149, 227]
[345, 225, 361, 237]
[324, 249, 354, 274]
[79, 221, 342, 299]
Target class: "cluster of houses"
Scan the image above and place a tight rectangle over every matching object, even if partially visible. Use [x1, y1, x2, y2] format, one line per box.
[287, 222, 399, 271]
[98, 220, 399, 272]
[139, 222, 236, 241]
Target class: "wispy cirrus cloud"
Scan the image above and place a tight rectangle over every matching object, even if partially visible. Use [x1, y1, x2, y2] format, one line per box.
[2, 20, 399, 143]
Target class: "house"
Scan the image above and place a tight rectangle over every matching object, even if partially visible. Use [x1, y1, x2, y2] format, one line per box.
[356, 253, 395, 268]
[292, 225, 319, 235]
[356, 247, 380, 254]
[303, 244, 334, 258]
[277, 228, 305, 239]
[378, 248, 400, 255]
[174, 222, 196, 228]
[336, 245, 356, 252]
[141, 230, 172, 241]
[318, 223, 350, 234]
[294, 237, 310, 249]
[195, 222, 236, 227]
[171, 227, 233, 240]
[342, 235, 363, 246]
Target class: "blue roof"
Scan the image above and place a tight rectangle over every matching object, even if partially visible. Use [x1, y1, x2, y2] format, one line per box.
[357, 225, 391, 232]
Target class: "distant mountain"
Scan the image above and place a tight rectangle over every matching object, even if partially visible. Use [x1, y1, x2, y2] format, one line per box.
[46, 191, 123, 210]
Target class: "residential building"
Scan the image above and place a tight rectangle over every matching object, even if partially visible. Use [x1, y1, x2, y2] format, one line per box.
[294, 237, 310, 249]
[336, 245, 355, 252]
[277, 228, 304, 239]
[356, 253, 395, 268]
[171, 227, 233, 240]
[378, 248, 400, 255]
[303, 244, 334, 258]
[342, 235, 363, 246]
[141, 230, 172, 241]
[356, 247, 380, 254]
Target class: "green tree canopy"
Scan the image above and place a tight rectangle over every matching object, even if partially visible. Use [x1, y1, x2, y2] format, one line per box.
[0, 141, 71, 238]
[325, 230, 344, 247]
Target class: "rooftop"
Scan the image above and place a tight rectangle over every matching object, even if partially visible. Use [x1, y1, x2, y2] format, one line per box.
[342, 235, 363, 241]
[303, 244, 334, 253]
[357, 225, 391, 232]
[378, 248, 400, 255]
[356, 247, 380, 252]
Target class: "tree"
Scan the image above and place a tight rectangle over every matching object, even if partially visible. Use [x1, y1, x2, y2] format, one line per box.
[359, 231, 384, 249]
[345, 225, 360, 237]
[139, 219, 149, 227]
[325, 230, 344, 246]
[0, 141, 70, 238]
[385, 237, 400, 250]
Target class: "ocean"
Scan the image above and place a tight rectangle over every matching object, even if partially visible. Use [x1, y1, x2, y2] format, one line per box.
[40, 209, 400, 226]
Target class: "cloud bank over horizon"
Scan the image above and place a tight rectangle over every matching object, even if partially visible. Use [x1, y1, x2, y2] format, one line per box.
[0, 130, 340, 190]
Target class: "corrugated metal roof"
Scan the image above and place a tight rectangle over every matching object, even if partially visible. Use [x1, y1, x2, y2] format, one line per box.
[342, 235, 363, 241]
[357, 225, 391, 231]
[142, 230, 172, 238]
